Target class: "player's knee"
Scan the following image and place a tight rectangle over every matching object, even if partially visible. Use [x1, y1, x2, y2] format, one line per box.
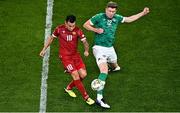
[71, 71, 80, 80]
[80, 71, 87, 79]
[73, 75, 80, 80]
[99, 65, 108, 73]
[100, 67, 108, 73]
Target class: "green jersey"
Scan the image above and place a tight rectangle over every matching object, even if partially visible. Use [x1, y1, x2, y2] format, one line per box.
[90, 13, 124, 47]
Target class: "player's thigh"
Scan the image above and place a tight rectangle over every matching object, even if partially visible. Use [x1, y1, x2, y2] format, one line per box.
[108, 47, 118, 64]
[71, 70, 80, 80]
[93, 45, 108, 65]
[73, 53, 86, 77]
[60, 56, 77, 73]
[78, 68, 87, 79]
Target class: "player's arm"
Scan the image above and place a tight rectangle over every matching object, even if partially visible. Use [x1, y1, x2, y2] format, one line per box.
[82, 39, 89, 57]
[83, 20, 104, 34]
[124, 7, 150, 23]
[39, 35, 55, 57]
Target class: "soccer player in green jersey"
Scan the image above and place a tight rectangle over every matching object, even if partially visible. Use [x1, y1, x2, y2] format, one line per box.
[83, 1, 150, 108]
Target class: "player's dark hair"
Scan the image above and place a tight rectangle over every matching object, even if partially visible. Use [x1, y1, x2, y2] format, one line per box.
[106, 1, 118, 9]
[66, 15, 76, 23]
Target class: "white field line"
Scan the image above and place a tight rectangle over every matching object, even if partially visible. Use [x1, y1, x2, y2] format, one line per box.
[39, 0, 54, 113]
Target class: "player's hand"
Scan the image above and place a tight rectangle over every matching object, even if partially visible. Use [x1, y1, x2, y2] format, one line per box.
[84, 51, 89, 57]
[39, 49, 46, 57]
[142, 7, 150, 16]
[95, 28, 104, 34]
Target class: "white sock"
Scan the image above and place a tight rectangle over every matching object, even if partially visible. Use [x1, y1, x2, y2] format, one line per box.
[97, 94, 103, 101]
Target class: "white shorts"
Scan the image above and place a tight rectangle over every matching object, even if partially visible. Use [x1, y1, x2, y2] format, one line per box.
[92, 45, 118, 65]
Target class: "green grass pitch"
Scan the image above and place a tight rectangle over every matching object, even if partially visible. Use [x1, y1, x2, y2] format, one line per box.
[0, 0, 180, 112]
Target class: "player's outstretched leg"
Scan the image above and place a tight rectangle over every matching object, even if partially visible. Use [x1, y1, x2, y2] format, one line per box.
[96, 73, 110, 108]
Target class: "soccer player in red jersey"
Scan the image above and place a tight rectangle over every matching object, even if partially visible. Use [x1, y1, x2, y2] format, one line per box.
[39, 15, 94, 105]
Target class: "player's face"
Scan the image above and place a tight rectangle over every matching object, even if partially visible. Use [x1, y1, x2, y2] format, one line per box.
[65, 21, 76, 31]
[105, 7, 117, 19]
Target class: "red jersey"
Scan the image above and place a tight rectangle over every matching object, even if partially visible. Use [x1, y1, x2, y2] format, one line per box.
[52, 25, 86, 56]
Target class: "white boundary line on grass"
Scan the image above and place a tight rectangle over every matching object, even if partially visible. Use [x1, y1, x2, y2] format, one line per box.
[39, 0, 54, 113]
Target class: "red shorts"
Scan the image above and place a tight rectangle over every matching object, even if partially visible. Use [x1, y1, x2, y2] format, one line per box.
[59, 53, 86, 73]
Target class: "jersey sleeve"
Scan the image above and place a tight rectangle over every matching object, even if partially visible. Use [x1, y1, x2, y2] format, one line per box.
[89, 13, 102, 25]
[116, 14, 125, 23]
[52, 26, 60, 38]
[77, 29, 86, 41]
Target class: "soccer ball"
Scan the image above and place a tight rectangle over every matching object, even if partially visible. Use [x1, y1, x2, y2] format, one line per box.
[91, 79, 105, 91]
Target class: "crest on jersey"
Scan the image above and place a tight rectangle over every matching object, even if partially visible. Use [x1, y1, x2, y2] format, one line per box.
[62, 30, 65, 33]
[72, 32, 76, 35]
[107, 20, 112, 26]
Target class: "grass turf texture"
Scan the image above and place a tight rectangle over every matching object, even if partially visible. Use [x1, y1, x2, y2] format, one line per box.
[0, 0, 180, 112]
[0, 0, 46, 111]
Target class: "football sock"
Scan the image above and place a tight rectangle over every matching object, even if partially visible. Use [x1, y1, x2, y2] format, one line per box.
[66, 80, 75, 90]
[98, 73, 108, 81]
[97, 73, 107, 100]
[66, 78, 84, 90]
[74, 79, 89, 100]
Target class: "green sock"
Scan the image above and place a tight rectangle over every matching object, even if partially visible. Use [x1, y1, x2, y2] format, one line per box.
[97, 73, 107, 95]
[98, 73, 107, 81]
